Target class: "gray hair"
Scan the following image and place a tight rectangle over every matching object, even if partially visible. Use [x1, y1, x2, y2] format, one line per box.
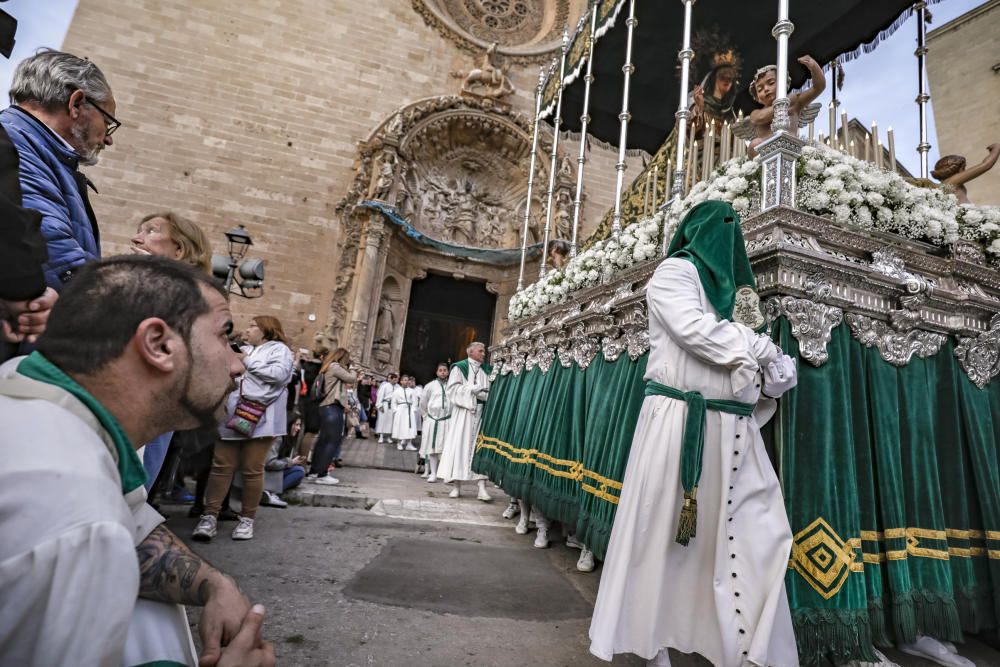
[467, 341, 486, 353]
[9, 49, 112, 109]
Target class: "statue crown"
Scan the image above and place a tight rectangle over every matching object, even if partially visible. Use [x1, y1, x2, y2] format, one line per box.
[712, 49, 741, 70]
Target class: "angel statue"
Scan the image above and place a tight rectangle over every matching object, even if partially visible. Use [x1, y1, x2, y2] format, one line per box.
[926, 144, 1000, 205]
[734, 55, 825, 155]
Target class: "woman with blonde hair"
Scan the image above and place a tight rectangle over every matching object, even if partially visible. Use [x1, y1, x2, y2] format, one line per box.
[193, 315, 295, 541]
[130, 211, 213, 274]
[130, 212, 214, 493]
[307, 346, 357, 485]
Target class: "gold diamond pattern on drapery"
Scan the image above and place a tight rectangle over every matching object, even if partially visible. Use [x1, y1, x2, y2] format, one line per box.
[790, 517, 859, 600]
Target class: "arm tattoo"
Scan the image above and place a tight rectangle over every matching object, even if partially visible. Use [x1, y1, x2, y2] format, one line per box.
[136, 525, 219, 605]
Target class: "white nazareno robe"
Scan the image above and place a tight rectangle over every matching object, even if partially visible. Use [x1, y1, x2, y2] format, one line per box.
[437, 360, 489, 482]
[589, 258, 798, 667]
[419, 379, 451, 456]
[374, 381, 395, 436]
[390, 385, 418, 441]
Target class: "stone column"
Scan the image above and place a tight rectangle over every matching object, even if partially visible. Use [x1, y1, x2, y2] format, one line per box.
[347, 214, 388, 364]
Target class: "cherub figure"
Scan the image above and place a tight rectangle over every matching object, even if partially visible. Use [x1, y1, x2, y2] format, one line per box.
[929, 144, 1000, 205]
[741, 55, 825, 153]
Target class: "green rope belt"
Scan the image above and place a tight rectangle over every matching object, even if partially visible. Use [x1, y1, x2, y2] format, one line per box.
[644, 381, 755, 546]
[425, 413, 450, 450]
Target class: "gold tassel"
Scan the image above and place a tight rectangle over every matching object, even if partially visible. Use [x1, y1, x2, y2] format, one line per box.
[675, 488, 698, 546]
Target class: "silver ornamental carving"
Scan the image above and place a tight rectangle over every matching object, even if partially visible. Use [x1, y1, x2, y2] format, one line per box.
[764, 296, 843, 367]
[557, 343, 575, 368]
[508, 343, 525, 376]
[870, 249, 909, 280]
[601, 330, 626, 362]
[536, 340, 555, 373]
[622, 304, 650, 360]
[955, 314, 1000, 388]
[733, 286, 766, 330]
[569, 323, 598, 370]
[951, 240, 987, 267]
[846, 313, 946, 367]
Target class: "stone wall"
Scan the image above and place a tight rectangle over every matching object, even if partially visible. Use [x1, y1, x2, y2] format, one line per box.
[61, 0, 644, 348]
[927, 0, 1000, 206]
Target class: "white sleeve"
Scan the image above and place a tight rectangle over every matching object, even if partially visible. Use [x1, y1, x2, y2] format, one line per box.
[649, 259, 779, 395]
[446, 367, 479, 411]
[0, 521, 138, 667]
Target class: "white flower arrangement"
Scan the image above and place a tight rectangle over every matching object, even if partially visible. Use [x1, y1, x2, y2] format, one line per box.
[508, 145, 1000, 321]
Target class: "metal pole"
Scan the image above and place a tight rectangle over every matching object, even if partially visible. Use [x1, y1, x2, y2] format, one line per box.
[540, 29, 570, 279]
[770, 0, 794, 133]
[517, 68, 547, 292]
[610, 0, 638, 238]
[670, 0, 695, 200]
[915, 1, 931, 178]
[569, 4, 599, 259]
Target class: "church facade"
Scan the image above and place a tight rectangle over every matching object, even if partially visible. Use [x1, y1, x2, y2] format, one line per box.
[61, 0, 640, 374]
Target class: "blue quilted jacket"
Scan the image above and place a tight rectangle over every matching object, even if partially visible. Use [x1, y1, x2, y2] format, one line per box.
[0, 106, 100, 289]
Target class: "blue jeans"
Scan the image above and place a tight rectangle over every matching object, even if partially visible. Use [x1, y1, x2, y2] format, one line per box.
[283, 465, 306, 491]
[309, 404, 344, 476]
[142, 431, 174, 491]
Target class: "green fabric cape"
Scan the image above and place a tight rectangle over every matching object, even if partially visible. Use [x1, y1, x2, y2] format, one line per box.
[665, 200, 756, 321]
[17, 351, 146, 494]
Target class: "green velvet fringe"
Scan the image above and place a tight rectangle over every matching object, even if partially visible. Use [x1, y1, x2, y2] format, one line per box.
[793, 608, 877, 665]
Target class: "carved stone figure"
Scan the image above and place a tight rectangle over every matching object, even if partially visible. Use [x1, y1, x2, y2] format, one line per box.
[374, 296, 396, 344]
[460, 43, 515, 99]
[372, 150, 397, 201]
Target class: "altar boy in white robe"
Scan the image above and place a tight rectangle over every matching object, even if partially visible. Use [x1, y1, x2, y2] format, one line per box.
[375, 373, 398, 444]
[391, 375, 419, 451]
[589, 201, 800, 667]
[420, 363, 452, 482]
[438, 342, 492, 501]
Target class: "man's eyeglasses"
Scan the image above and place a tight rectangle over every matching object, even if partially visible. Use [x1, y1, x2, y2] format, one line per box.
[85, 98, 121, 136]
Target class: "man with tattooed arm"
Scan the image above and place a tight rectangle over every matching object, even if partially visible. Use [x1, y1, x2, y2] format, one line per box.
[0, 256, 274, 667]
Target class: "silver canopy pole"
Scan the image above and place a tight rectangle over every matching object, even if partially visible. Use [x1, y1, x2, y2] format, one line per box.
[539, 29, 570, 279]
[570, 4, 599, 259]
[610, 0, 638, 239]
[915, 1, 931, 178]
[770, 0, 794, 133]
[664, 0, 696, 254]
[517, 67, 547, 292]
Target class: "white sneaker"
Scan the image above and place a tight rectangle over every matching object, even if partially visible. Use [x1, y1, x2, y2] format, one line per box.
[566, 534, 585, 549]
[477, 488, 492, 502]
[405, 443, 417, 451]
[396, 443, 403, 451]
[192, 514, 217, 541]
[577, 547, 595, 572]
[515, 514, 530, 535]
[421, 469, 430, 478]
[426, 475, 438, 483]
[899, 637, 973, 667]
[305, 473, 319, 483]
[448, 487, 460, 498]
[261, 490, 288, 508]
[377, 436, 384, 444]
[314, 475, 340, 485]
[232, 517, 254, 540]
[501, 500, 520, 519]
[842, 648, 902, 667]
[534, 519, 550, 548]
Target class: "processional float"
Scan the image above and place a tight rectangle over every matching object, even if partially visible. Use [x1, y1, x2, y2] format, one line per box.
[473, 0, 1000, 663]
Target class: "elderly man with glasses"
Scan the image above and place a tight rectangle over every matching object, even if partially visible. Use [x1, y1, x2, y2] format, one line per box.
[0, 49, 120, 290]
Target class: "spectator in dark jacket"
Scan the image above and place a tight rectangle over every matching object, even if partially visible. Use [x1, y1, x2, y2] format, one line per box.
[0, 49, 118, 290]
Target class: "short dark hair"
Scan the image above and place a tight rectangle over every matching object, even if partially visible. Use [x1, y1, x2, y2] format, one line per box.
[37, 255, 226, 375]
[437, 362, 449, 370]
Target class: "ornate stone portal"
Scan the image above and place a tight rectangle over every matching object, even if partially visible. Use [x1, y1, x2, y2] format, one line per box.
[332, 93, 576, 374]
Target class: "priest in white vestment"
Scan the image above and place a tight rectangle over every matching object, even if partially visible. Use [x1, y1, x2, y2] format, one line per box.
[375, 373, 398, 443]
[390, 375, 418, 451]
[420, 363, 452, 482]
[438, 342, 492, 501]
[589, 201, 800, 667]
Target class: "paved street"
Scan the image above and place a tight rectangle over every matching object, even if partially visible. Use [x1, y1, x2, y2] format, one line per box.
[162, 440, 1000, 666]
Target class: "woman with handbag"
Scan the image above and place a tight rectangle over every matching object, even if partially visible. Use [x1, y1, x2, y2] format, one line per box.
[193, 315, 294, 541]
[306, 347, 357, 485]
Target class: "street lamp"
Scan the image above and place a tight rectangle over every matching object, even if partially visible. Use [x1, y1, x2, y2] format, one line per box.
[211, 224, 265, 298]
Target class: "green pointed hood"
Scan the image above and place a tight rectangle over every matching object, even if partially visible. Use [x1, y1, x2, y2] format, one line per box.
[666, 200, 756, 321]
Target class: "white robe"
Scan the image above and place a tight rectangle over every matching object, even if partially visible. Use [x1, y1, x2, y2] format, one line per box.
[413, 385, 424, 432]
[437, 360, 489, 482]
[589, 259, 798, 667]
[390, 386, 418, 440]
[419, 379, 451, 456]
[375, 381, 395, 435]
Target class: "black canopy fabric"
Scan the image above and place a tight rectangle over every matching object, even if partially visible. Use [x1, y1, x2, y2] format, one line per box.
[544, 0, 936, 154]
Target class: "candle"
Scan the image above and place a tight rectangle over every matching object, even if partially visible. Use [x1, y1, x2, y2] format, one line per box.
[849, 140, 856, 159]
[721, 122, 730, 163]
[808, 120, 814, 142]
[829, 102, 836, 139]
[871, 121, 881, 169]
[887, 127, 897, 173]
[643, 170, 652, 215]
[841, 110, 849, 153]
[705, 123, 716, 177]
[690, 140, 699, 190]
[864, 134, 871, 163]
[652, 164, 659, 210]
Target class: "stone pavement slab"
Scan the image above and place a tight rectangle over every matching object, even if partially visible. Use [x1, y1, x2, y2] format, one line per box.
[339, 432, 419, 472]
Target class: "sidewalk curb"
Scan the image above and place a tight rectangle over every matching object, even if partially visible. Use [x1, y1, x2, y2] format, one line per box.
[285, 488, 375, 510]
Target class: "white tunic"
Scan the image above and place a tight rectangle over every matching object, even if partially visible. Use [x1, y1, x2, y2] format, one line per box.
[375, 381, 395, 435]
[589, 259, 798, 667]
[413, 385, 424, 432]
[437, 360, 490, 482]
[419, 379, 451, 456]
[390, 386, 418, 440]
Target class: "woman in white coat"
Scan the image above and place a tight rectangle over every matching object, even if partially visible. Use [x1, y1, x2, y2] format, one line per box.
[589, 201, 800, 667]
